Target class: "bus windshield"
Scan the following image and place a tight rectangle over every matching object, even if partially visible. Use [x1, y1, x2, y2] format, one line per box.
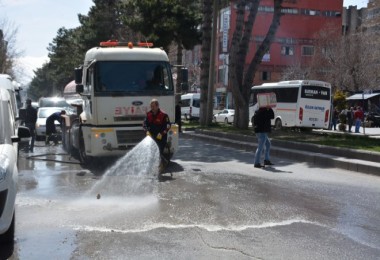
[94, 61, 174, 96]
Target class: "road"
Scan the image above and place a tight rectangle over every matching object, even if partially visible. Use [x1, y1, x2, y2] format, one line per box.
[3, 137, 380, 259]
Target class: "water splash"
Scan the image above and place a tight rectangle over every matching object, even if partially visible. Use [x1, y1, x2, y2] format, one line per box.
[88, 136, 161, 198]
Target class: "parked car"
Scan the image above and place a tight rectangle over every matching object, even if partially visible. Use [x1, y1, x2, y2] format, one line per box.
[38, 96, 69, 108]
[0, 88, 30, 244]
[367, 112, 380, 127]
[213, 109, 235, 124]
[181, 93, 200, 121]
[35, 107, 64, 140]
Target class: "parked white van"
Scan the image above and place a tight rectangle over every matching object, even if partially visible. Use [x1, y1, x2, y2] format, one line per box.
[0, 74, 21, 122]
[181, 93, 200, 121]
[0, 88, 30, 245]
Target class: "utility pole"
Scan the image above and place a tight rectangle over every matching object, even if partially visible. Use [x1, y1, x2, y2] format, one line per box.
[207, 0, 219, 124]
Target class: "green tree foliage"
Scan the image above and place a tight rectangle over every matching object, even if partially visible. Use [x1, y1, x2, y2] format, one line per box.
[77, 0, 132, 50]
[28, 63, 53, 99]
[229, 0, 283, 129]
[333, 89, 347, 111]
[122, 0, 202, 52]
[47, 27, 83, 94]
[28, 0, 202, 99]
[29, 0, 131, 98]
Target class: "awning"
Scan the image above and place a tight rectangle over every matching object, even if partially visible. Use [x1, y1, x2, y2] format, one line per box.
[346, 93, 380, 100]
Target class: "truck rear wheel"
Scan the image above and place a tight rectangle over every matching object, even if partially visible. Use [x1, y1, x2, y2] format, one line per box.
[78, 128, 92, 165]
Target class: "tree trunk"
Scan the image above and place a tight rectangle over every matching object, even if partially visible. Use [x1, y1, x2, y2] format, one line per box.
[176, 43, 183, 96]
[199, 0, 213, 126]
[229, 0, 283, 129]
[206, 0, 219, 125]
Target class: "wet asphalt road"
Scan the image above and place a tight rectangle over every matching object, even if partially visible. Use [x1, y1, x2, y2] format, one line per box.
[2, 137, 380, 259]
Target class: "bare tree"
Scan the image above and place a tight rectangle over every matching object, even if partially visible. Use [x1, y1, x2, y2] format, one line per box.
[301, 24, 380, 93]
[229, 0, 283, 129]
[0, 18, 23, 79]
[281, 61, 311, 81]
[199, 0, 213, 126]
[340, 32, 380, 91]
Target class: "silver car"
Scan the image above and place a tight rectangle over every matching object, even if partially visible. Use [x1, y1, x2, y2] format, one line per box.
[213, 109, 235, 124]
[35, 107, 64, 140]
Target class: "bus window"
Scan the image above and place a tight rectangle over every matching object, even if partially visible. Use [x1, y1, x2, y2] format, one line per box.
[275, 88, 298, 103]
[301, 85, 330, 100]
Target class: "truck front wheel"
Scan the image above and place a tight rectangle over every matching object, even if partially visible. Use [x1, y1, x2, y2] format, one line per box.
[78, 128, 92, 165]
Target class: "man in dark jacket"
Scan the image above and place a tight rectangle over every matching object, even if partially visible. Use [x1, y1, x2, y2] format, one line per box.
[175, 101, 182, 133]
[46, 110, 66, 145]
[24, 99, 37, 152]
[143, 99, 171, 156]
[252, 106, 275, 168]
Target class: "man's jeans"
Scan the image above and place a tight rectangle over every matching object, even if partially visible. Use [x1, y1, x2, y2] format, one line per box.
[254, 132, 271, 165]
[355, 119, 361, 133]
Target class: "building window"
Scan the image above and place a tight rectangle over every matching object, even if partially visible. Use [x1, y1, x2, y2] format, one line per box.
[302, 45, 314, 56]
[218, 67, 225, 83]
[262, 71, 271, 81]
[281, 46, 294, 56]
[258, 6, 274, 13]
[322, 10, 341, 17]
[300, 9, 321, 16]
[281, 8, 298, 14]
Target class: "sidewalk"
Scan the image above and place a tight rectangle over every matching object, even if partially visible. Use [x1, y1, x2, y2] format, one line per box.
[313, 127, 380, 139]
[182, 128, 380, 177]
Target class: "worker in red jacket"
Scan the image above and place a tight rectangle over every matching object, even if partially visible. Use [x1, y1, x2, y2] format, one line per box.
[143, 99, 171, 157]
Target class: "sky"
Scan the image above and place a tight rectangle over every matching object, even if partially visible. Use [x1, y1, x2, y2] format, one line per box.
[0, 0, 93, 84]
[0, 0, 370, 85]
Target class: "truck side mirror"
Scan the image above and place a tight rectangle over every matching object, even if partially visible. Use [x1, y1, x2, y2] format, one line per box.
[74, 67, 83, 84]
[18, 108, 26, 122]
[76, 84, 84, 93]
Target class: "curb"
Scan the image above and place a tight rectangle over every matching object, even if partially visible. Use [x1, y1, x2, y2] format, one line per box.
[182, 129, 380, 176]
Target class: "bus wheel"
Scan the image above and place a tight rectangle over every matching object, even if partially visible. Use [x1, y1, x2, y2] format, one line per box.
[275, 119, 282, 130]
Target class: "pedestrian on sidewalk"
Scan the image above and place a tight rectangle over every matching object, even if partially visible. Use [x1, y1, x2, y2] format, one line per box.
[175, 101, 182, 133]
[332, 107, 339, 131]
[354, 106, 364, 133]
[252, 106, 274, 168]
[346, 107, 354, 132]
[24, 99, 37, 152]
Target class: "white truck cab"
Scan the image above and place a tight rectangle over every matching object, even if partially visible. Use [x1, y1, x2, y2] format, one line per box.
[65, 41, 179, 164]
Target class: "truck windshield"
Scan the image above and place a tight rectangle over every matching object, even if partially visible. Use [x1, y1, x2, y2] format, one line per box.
[94, 61, 174, 96]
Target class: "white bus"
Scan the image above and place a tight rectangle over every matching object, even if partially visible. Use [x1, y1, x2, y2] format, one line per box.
[249, 80, 332, 130]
